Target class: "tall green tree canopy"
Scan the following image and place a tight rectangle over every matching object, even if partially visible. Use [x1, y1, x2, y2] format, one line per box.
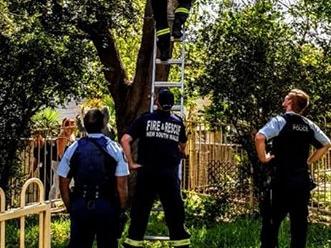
[2, 0, 330, 195]
[191, 0, 331, 192]
[0, 0, 183, 191]
[0, 0, 137, 191]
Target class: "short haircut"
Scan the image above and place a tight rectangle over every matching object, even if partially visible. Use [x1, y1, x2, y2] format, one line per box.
[158, 88, 174, 111]
[83, 108, 104, 133]
[288, 89, 310, 113]
[100, 106, 110, 125]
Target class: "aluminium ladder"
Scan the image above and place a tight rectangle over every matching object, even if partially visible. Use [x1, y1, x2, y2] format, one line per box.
[149, 31, 186, 116]
[145, 28, 187, 246]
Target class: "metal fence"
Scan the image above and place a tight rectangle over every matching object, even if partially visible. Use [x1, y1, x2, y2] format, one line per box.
[8, 125, 76, 207]
[19, 136, 61, 204]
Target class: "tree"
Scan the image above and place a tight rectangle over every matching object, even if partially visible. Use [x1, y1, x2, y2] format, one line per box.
[191, 0, 331, 193]
[0, 0, 185, 191]
[68, 0, 175, 136]
[0, 0, 137, 192]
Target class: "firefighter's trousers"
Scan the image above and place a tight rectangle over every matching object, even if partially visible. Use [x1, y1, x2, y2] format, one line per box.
[124, 167, 190, 247]
[151, 0, 192, 31]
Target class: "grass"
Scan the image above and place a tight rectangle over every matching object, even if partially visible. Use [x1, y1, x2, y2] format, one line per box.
[189, 217, 331, 248]
[4, 214, 331, 248]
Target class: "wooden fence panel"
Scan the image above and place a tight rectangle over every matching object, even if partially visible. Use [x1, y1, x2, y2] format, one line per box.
[183, 122, 331, 222]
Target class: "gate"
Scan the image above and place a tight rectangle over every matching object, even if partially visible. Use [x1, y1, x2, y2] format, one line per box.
[0, 178, 51, 248]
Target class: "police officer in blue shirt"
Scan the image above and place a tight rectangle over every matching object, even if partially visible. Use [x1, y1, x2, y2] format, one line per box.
[121, 89, 190, 248]
[255, 89, 331, 248]
[58, 108, 129, 248]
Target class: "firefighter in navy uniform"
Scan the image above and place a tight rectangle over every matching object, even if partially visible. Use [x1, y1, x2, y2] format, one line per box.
[58, 109, 129, 248]
[151, 0, 192, 61]
[255, 89, 331, 248]
[121, 88, 190, 248]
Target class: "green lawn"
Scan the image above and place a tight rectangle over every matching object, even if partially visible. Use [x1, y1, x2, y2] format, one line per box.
[144, 214, 331, 248]
[6, 215, 330, 248]
[189, 218, 331, 248]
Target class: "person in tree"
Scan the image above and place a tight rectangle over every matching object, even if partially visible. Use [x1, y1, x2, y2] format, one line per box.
[152, 0, 192, 61]
[255, 89, 331, 248]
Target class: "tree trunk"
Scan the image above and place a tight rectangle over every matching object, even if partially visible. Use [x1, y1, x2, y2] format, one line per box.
[89, 0, 178, 138]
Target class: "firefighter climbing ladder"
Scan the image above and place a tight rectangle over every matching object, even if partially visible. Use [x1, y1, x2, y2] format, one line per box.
[149, 29, 186, 116]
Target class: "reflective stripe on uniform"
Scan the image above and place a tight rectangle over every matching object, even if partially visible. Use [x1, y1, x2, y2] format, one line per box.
[124, 238, 144, 247]
[175, 7, 189, 14]
[156, 28, 170, 37]
[169, 238, 191, 246]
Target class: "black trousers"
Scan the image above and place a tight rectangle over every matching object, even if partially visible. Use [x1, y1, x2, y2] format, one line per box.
[151, 0, 192, 30]
[260, 184, 310, 248]
[69, 196, 119, 248]
[127, 167, 189, 245]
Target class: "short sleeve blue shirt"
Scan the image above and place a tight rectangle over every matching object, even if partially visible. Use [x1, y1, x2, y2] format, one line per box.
[258, 112, 330, 146]
[57, 133, 129, 178]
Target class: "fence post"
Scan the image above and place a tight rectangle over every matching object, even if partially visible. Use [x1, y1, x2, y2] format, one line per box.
[0, 188, 5, 248]
[19, 178, 50, 248]
[188, 122, 196, 190]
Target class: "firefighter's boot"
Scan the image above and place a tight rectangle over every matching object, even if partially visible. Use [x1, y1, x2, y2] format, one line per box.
[123, 238, 144, 248]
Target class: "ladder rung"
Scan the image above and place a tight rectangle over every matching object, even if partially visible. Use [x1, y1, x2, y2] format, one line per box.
[153, 105, 182, 111]
[155, 59, 183, 65]
[154, 81, 182, 87]
[144, 235, 170, 241]
[151, 207, 164, 211]
[172, 105, 182, 111]
[171, 36, 184, 42]
[167, 15, 175, 21]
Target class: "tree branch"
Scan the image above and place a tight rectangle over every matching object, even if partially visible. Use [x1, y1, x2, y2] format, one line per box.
[78, 20, 128, 96]
[131, 0, 155, 110]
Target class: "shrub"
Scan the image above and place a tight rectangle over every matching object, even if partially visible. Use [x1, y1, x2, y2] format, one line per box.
[50, 216, 70, 248]
[184, 191, 231, 227]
